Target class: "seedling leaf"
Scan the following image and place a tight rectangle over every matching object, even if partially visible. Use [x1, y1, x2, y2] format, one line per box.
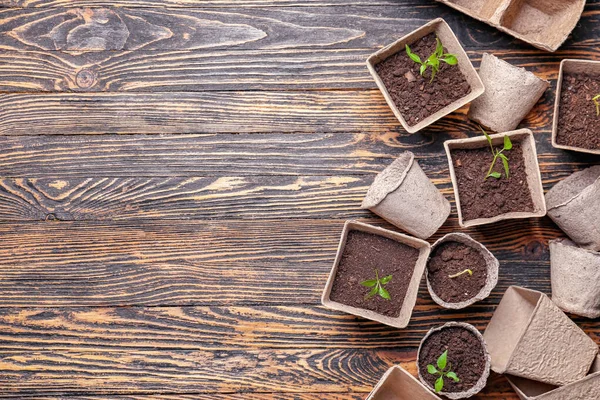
[380, 275, 393, 284]
[378, 286, 391, 300]
[427, 365, 438, 374]
[435, 376, 444, 393]
[437, 350, 448, 370]
[405, 44, 422, 64]
[447, 372, 460, 382]
[366, 286, 378, 299]
[500, 153, 510, 178]
[489, 171, 501, 179]
[360, 279, 378, 287]
[420, 64, 427, 76]
[442, 54, 458, 65]
[504, 135, 513, 150]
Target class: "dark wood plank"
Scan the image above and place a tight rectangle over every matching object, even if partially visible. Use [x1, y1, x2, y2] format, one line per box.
[0, 0, 400, 7]
[23, 395, 366, 400]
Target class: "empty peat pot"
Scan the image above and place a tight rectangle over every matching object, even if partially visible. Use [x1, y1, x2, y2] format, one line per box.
[550, 238, 600, 319]
[362, 151, 450, 240]
[468, 53, 549, 133]
[483, 286, 598, 386]
[366, 18, 484, 133]
[426, 233, 499, 309]
[321, 220, 430, 328]
[545, 165, 600, 251]
[417, 322, 491, 399]
[444, 129, 546, 228]
[366, 365, 442, 400]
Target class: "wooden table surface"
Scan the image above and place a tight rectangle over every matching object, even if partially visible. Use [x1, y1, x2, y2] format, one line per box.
[0, 0, 598, 398]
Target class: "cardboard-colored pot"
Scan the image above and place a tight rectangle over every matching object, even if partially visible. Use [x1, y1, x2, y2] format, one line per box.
[506, 355, 600, 400]
[426, 233, 499, 309]
[468, 53, 549, 133]
[444, 129, 546, 228]
[321, 220, 430, 329]
[435, 0, 586, 52]
[551, 59, 600, 155]
[366, 18, 484, 134]
[545, 165, 600, 251]
[550, 238, 600, 319]
[483, 286, 598, 386]
[366, 365, 442, 400]
[362, 151, 451, 240]
[417, 322, 491, 399]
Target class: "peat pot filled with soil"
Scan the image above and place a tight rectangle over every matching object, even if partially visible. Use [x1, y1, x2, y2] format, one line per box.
[552, 59, 600, 155]
[444, 129, 546, 228]
[426, 233, 498, 309]
[321, 220, 430, 328]
[417, 322, 491, 399]
[366, 365, 442, 400]
[366, 18, 484, 133]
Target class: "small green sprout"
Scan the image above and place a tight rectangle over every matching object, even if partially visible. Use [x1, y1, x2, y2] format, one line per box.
[593, 94, 600, 116]
[405, 37, 458, 83]
[360, 269, 392, 300]
[482, 127, 512, 180]
[427, 350, 460, 393]
[448, 269, 473, 279]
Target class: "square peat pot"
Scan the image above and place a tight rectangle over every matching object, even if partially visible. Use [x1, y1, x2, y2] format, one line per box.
[366, 18, 484, 133]
[551, 59, 600, 155]
[321, 220, 430, 329]
[483, 286, 598, 386]
[444, 129, 546, 228]
[366, 365, 442, 400]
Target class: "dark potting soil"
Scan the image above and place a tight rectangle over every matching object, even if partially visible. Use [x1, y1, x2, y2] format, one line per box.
[329, 230, 420, 318]
[556, 72, 600, 150]
[451, 142, 534, 221]
[418, 327, 487, 393]
[427, 241, 487, 304]
[375, 33, 471, 127]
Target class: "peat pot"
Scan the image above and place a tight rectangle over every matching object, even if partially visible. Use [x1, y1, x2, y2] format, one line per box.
[366, 365, 442, 400]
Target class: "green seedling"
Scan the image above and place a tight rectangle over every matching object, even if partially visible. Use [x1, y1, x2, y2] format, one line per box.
[482, 127, 512, 180]
[405, 37, 458, 83]
[427, 350, 460, 393]
[448, 269, 473, 279]
[360, 269, 392, 300]
[593, 94, 600, 116]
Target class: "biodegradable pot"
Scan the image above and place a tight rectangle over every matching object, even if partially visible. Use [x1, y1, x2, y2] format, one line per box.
[362, 151, 451, 240]
[551, 59, 600, 155]
[550, 238, 600, 319]
[468, 53, 549, 133]
[435, 0, 586, 52]
[321, 220, 430, 328]
[444, 129, 546, 228]
[545, 165, 600, 251]
[366, 18, 484, 133]
[366, 365, 442, 400]
[417, 322, 491, 399]
[483, 286, 598, 386]
[426, 233, 499, 309]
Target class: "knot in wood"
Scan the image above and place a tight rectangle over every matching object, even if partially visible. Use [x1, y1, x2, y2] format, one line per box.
[76, 69, 97, 88]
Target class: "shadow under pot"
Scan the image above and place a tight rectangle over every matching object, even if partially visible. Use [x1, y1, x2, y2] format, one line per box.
[546, 165, 600, 251]
[417, 322, 491, 399]
[321, 220, 430, 328]
[444, 129, 546, 228]
[426, 233, 498, 309]
[483, 286, 598, 386]
[366, 365, 442, 400]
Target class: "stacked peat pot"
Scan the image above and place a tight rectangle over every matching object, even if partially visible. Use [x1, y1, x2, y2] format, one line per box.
[319, 8, 600, 400]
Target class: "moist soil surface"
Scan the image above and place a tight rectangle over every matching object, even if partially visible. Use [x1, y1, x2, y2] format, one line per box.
[375, 33, 471, 127]
[418, 327, 487, 393]
[451, 141, 534, 221]
[329, 230, 420, 318]
[427, 241, 487, 304]
[556, 72, 600, 150]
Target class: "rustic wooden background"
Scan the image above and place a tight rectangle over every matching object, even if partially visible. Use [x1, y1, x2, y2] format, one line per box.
[0, 0, 598, 398]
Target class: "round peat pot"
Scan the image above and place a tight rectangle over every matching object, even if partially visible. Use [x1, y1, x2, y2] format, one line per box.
[426, 233, 499, 309]
[417, 322, 491, 399]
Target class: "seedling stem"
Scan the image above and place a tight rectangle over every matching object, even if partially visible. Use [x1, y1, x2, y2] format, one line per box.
[448, 269, 473, 279]
[593, 94, 600, 116]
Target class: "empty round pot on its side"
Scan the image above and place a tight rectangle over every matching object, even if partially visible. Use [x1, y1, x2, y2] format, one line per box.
[546, 166, 600, 251]
[551, 238, 600, 319]
[426, 233, 499, 309]
[362, 151, 451, 240]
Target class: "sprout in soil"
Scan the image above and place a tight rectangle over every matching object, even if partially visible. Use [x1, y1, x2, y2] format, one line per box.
[360, 269, 392, 300]
[427, 350, 460, 393]
[482, 127, 512, 180]
[405, 37, 458, 83]
[448, 269, 473, 279]
[593, 94, 600, 116]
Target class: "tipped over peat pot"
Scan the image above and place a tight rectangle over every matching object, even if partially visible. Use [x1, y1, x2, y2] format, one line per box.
[483, 286, 598, 386]
[321, 220, 430, 328]
[362, 151, 450, 240]
[426, 233, 499, 309]
[444, 129, 546, 228]
[552, 59, 600, 155]
[366, 365, 442, 400]
[417, 322, 491, 399]
[366, 18, 484, 133]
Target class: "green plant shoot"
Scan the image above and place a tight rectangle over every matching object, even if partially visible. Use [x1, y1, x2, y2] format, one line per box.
[448, 269, 473, 279]
[427, 350, 460, 393]
[405, 38, 458, 83]
[593, 94, 600, 116]
[360, 269, 392, 300]
[482, 127, 512, 180]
